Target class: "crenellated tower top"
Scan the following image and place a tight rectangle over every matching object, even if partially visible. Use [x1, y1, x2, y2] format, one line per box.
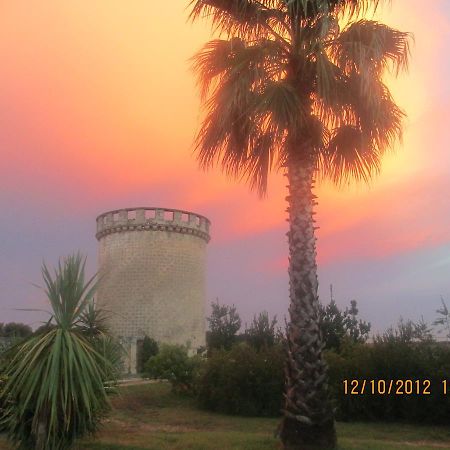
[96, 207, 211, 243]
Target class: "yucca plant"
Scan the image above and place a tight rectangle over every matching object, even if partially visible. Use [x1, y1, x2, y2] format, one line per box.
[0, 254, 114, 450]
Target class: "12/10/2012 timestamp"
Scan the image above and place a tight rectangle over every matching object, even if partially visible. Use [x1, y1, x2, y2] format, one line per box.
[343, 379, 450, 395]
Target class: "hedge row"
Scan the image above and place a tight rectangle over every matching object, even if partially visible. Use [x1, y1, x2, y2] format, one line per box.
[146, 341, 450, 423]
[326, 340, 450, 423]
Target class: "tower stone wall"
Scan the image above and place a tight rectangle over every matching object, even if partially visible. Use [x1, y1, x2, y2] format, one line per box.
[95, 207, 210, 374]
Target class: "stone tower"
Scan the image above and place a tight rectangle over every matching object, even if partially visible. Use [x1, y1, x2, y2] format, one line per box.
[95, 207, 211, 374]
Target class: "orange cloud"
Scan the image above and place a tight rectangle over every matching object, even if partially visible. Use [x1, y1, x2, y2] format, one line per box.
[0, 0, 448, 266]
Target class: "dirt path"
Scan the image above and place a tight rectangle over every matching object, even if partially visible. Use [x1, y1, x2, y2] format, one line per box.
[116, 378, 164, 386]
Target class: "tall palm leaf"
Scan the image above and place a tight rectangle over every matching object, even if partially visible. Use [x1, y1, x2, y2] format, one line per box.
[79, 300, 110, 338]
[189, 1, 410, 448]
[79, 301, 125, 380]
[0, 254, 114, 450]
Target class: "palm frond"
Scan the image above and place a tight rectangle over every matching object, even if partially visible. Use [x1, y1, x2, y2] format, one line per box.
[333, 0, 384, 19]
[314, 68, 404, 153]
[320, 124, 381, 185]
[363, 82, 404, 151]
[195, 68, 255, 172]
[244, 81, 304, 194]
[191, 0, 408, 191]
[41, 254, 97, 330]
[315, 50, 343, 106]
[281, 0, 383, 21]
[78, 301, 110, 338]
[191, 37, 287, 101]
[197, 73, 307, 195]
[330, 19, 411, 76]
[255, 81, 302, 131]
[189, 0, 289, 42]
[191, 39, 235, 101]
[243, 130, 276, 195]
[193, 38, 290, 180]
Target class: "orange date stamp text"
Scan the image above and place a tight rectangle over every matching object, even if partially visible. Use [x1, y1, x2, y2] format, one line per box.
[342, 379, 440, 395]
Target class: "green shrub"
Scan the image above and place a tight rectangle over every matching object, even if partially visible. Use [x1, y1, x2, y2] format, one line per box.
[144, 344, 201, 393]
[0, 337, 21, 355]
[137, 336, 159, 373]
[195, 343, 284, 416]
[0, 323, 32, 339]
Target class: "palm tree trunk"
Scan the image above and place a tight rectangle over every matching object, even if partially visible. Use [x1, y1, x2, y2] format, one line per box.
[279, 161, 336, 450]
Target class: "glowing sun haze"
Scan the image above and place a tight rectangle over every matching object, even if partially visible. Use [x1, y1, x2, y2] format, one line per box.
[0, 0, 449, 331]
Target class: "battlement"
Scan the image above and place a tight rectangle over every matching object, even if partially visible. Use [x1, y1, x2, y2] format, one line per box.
[96, 207, 211, 242]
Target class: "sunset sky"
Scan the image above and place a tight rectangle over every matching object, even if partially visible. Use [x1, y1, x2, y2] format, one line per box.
[0, 0, 449, 333]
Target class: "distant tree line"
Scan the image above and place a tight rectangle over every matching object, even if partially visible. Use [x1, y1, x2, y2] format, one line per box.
[205, 295, 372, 354]
[0, 323, 32, 338]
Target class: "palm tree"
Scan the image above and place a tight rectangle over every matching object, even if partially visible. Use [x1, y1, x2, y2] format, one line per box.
[0, 254, 115, 450]
[188, 1, 410, 448]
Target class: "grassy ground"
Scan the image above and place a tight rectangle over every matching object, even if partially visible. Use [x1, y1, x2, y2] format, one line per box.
[1, 383, 450, 449]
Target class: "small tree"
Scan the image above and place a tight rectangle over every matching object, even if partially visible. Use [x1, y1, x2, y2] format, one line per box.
[433, 297, 450, 341]
[375, 317, 433, 344]
[137, 336, 159, 373]
[343, 300, 371, 344]
[206, 299, 241, 351]
[244, 311, 279, 350]
[0, 254, 114, 450]
[319, 298, 370, 352]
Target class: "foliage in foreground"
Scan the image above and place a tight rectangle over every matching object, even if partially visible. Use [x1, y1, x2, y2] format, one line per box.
[0, 254, 115, 450]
